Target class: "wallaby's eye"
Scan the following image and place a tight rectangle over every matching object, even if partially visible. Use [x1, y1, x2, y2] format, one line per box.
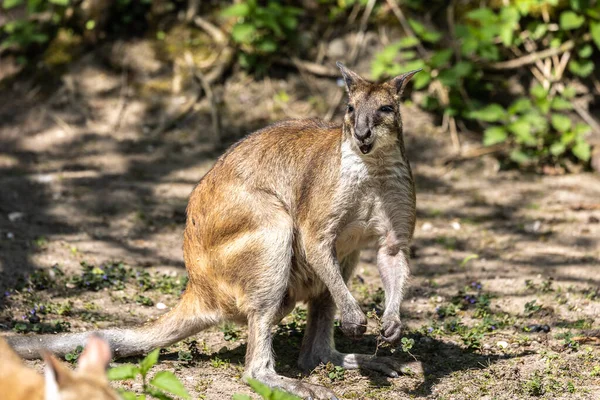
[347, 104, 354, 113]
[379, 105, 394, 113]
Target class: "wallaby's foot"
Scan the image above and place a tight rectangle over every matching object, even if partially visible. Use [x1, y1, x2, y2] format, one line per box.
[246, 371, 338, 400]
[300, 350, 422, 378]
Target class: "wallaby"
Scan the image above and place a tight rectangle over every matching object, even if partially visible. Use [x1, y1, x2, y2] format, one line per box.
[0, 335, 119, 400]
[7, 63, 420, 399]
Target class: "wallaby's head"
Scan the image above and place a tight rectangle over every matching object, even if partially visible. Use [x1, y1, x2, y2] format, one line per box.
[43, 335, 119, 400]
[336, 62, 420, 156]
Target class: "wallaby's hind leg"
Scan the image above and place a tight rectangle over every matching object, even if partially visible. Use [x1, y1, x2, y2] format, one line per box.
[241, 219, 338, 399]
[244, 310, 338, 400]
[298, 253, 422, 377]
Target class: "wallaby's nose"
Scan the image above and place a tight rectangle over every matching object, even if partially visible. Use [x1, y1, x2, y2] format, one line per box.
[354, 128, 372, 141]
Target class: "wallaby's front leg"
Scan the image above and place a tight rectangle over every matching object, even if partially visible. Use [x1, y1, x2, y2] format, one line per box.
[304, 241, 367, 338]
[377, 243, 411, 344]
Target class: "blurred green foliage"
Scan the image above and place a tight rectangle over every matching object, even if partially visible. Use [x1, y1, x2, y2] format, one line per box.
[372, 0, 597, 168]
[1, 0, 596, 170]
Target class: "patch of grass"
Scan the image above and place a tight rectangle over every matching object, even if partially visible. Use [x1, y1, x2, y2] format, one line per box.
[64, 345, 84, 364]
[134, 294, 154, 307]
[210, 356, 230, 369]
[325, 362, 345, 382]
[108, 348, 191, 399]
[523, 371, 545, 396]
[221, 323, 241, 342]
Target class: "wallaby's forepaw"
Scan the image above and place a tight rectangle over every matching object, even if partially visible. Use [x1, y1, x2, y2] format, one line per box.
[380, 316, 403, 344]
[340, 309, 367, 339]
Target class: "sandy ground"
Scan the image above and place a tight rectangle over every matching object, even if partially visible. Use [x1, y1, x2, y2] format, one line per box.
[0, 42, 599, 399]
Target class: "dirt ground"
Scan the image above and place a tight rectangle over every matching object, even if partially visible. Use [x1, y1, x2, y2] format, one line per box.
[1, 40, 599, 400]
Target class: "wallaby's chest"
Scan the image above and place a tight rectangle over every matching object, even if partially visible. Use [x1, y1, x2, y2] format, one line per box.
[334, 144, 415, 258]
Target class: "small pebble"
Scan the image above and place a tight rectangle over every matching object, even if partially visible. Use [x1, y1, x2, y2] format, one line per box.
[421, 222, 433, 231]
[156, 302, 167, 310]
[497, 340, 509, 349]
[8, 212, 24, 222]
[451, 221, 461, 230]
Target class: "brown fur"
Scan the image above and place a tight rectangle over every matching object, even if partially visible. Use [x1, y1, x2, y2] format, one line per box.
[7, 64, 422, 399]
[0, 335, 119, 400]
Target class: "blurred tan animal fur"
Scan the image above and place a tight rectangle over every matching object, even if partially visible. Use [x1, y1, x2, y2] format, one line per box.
[7, 63, 420, 399]
[0, 335, 119, 400]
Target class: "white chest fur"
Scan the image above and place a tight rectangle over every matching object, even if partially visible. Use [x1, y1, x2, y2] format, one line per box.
[335, 140, 415, 258]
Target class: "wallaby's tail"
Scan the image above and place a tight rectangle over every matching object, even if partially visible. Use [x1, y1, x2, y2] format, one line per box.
[6, 292, 220, 360]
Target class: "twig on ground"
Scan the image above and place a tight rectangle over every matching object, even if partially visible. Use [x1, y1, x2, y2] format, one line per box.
[49, 112, 76, 136]
[275, 57, 339, 77]
[325, 0, 374, 121]
[152, 16, 232, 137]
[185, 52, 222, 146]
[485, 35, 589, 70]
[443, 143, 509, 164]
[112, 69, 130, 131]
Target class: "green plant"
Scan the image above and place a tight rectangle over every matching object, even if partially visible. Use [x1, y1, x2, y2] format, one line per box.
[221, 323, 240, 342]
[524, 300, 542, 315]
[325, 363, 345, 382]
[64, 345, 84, 364]
[372, 1, 597, 169]
[233, 378, 301, 400]
[108, 348, 191, 400]
[220, 0, 302, 71]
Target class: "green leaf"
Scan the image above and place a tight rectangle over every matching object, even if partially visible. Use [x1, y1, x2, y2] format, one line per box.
[232, 395, 253, 400]
[550, 142, 566, 156]
[246, 379, 273, 397]
[508, 98, 532, 115]
[530, 84, 547, 99]
[221, 3, 250, 17]
[408, 19, 441, 43]
[483, 127, 508, 146]
[467, 104, 507, 123]
[569, 59, 595, 77]
[574, 122, 592, 136]
[551, 97, 573, 111]
[145, 387, 174, 400]
[551, 114, 572, 132]
[578, 44, 593, 58]
[48, 0, 69, 5]
[510, 150, 532, 164]
[398, 36, 420, 48]
[562, 86, 577, 99]
[429, 49, 453, 68]
[258, 39, 277, 53]
[560, 11, 585, 30]
[2, 0, 23, 9]
[571, 0, 590, 12]
[140, 349, 160, 377]
[412, 71, 431, 90]
[499, 7, 520, 46]
[107, 364, 139, 381]
[118, 391, 146, 400]
[231, 23, 257, 44]
[467, 8, 496, 24]
[590, 22, 600, 50]
[509, 119, 535, 146]
[150, 371, 191, 399]
[572, 140, 591, 161]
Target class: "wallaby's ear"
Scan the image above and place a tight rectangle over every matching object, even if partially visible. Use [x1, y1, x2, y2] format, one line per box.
[388, 69, 422, 96]
[43, 351, 73, 399]
[336, 62, 366, 92]
[77, 335, 112, 375]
